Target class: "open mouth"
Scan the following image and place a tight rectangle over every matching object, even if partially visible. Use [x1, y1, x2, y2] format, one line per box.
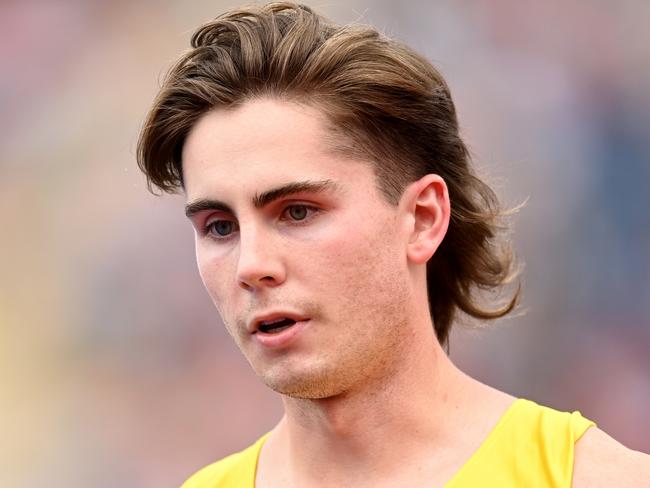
[258, 318, 297, 334]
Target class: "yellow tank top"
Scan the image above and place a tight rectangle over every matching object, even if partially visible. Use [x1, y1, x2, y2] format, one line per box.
[181, 398, 595, 487]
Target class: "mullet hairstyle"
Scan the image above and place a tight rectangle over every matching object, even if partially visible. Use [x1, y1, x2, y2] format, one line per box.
[137, 1, 521, 348]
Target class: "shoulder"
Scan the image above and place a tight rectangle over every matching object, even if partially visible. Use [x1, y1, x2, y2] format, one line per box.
[180, 434, 268, 488]
[572, 426, 650, 488]
[180, 451, 245, 488]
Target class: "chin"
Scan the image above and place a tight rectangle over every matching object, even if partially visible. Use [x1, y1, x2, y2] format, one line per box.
[258, 363, 347, 400]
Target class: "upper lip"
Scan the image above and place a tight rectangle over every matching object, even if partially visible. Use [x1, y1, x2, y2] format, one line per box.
[248, 311, 310, 334]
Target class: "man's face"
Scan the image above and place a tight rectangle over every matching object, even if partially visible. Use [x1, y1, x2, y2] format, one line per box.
[182, 99, 417, 399]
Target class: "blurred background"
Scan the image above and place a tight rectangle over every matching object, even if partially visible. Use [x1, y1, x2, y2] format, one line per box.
[1, 0, 648, 486]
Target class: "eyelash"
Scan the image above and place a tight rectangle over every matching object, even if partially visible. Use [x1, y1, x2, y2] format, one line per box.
[202, 204, 321, 241]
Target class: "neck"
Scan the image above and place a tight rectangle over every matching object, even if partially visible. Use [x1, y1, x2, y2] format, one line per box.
[265, 317, 493, 486]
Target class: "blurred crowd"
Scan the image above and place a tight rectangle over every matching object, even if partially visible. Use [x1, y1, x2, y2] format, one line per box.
[1, 1, 648, 486]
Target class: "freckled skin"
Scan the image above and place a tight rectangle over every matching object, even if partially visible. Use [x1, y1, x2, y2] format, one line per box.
[182, 98, 418, 400]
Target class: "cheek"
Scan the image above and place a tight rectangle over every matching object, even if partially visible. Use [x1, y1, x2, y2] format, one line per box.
[310, 212, 404, 294]
[196, 247, 234, 312]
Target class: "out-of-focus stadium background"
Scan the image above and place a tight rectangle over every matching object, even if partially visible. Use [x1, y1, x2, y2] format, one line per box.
[1, 1, 648, 486]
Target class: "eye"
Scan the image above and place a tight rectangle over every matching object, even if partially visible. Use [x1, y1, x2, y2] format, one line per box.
[282, 204, 320, 222]
[206, 219, 238, 238]
[287, 205, 309, 221]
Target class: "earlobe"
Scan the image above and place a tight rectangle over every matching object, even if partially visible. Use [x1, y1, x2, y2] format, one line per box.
[405, 175, 450, 264]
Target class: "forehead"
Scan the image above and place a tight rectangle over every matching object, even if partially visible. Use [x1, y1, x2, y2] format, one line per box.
[181, 98, 375, 202]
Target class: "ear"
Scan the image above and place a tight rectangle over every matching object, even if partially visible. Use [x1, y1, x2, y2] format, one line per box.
[402, 174, 450, 264]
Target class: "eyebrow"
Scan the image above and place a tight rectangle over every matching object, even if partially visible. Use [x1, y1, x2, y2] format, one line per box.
[184, 179, 340, 219]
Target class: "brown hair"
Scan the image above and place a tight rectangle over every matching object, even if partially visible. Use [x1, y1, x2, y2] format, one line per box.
[137, 1, 521, 347]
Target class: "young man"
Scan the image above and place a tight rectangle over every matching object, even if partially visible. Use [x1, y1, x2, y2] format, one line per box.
[137, 3, 649, 487]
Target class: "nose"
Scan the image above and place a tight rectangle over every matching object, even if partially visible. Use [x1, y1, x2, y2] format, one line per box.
[236, 226, 286, 291]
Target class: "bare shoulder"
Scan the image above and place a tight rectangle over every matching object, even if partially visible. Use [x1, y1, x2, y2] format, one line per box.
[572, 426, 650, 488]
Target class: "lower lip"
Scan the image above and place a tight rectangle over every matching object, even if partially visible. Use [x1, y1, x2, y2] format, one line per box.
[254, 320, 310, 349]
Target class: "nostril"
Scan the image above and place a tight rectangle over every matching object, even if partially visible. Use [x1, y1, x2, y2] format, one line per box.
[238, 280, 253, 291]
[238, 275, 276, 292]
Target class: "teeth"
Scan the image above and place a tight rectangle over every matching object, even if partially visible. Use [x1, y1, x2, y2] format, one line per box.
[258, 317, 297, 333]
[262, 318, 288, 326]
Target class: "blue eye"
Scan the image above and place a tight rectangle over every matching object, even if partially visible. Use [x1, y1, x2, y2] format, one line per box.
[207, 220, 237, 237]
[288, 205, 308, 220]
